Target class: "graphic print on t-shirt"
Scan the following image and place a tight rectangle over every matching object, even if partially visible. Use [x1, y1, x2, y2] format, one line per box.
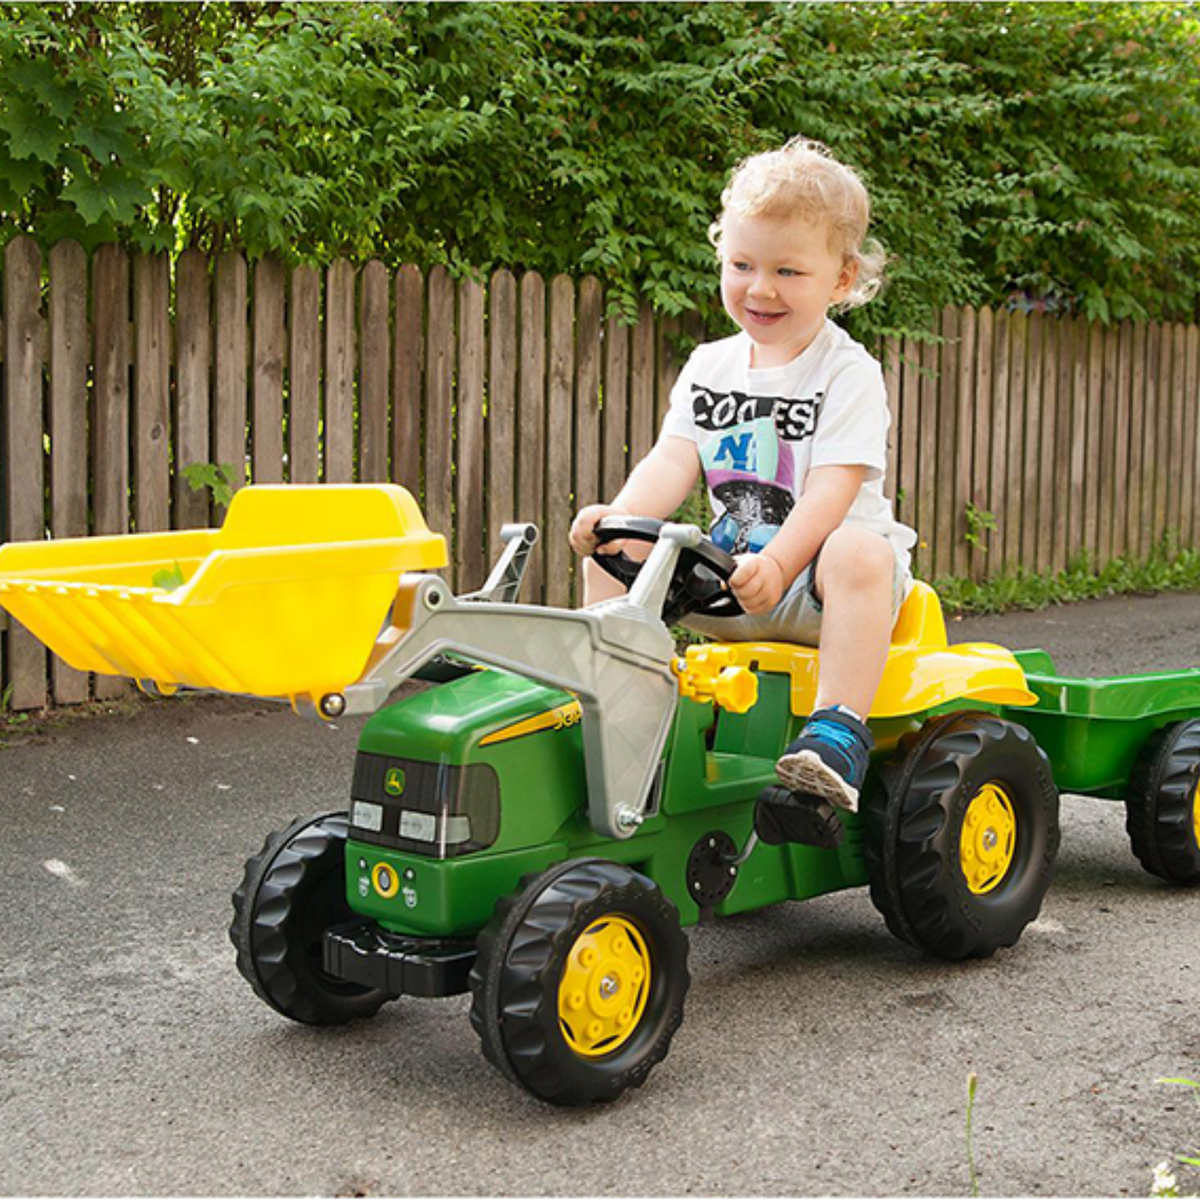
[691, 382, 822, 555]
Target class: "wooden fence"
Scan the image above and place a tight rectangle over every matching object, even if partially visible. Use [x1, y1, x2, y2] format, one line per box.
[2, 235, 1199, 709]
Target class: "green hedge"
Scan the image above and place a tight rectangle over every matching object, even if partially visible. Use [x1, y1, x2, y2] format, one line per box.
[2, 2, 1199, 338]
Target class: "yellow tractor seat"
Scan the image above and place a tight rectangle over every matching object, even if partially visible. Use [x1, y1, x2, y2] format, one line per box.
[678, 580, 1036, 719]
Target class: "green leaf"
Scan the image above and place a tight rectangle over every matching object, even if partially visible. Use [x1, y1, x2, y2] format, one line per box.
[152, 562, 186, 592]
[0, 94, 64, 164]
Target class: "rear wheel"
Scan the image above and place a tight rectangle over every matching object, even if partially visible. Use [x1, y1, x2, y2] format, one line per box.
[1126, 720, 1200, 886]
[864, 712, 1060, 960]
[469, 858, 689, 1106]
[230, 812, 390, 1024]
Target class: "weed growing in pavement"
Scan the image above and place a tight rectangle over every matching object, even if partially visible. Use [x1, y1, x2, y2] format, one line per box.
[1150, 1078, 1200, 1198]
[965, 1070, 980, 1197]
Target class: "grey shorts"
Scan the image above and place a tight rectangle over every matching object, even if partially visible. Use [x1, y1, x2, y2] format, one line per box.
[683, 543, 912, 647]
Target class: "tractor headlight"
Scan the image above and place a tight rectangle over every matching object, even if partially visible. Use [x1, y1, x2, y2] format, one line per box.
[349, 753, 499, 859]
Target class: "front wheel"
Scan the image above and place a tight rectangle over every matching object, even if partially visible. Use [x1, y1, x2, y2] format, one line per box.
[864, 713, 1060, 960]
[468, 858, 690, 1106]
[1126, 720, 1200, 886]
[230, 811, 390, 1024]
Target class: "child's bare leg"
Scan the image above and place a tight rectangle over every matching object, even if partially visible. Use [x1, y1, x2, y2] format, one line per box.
[582, 558, 627, 606]
[580, 542, 654, 607]
[812, 526, 896, 717]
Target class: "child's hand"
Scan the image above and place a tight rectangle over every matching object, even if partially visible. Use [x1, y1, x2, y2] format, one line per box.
[729, 553, 786, 615]
[569, 504, 627, 556]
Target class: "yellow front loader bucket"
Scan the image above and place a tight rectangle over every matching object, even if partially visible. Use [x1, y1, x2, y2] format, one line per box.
[0, 484, 446, 705]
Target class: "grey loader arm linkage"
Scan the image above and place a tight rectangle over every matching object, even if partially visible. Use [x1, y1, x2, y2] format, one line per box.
[314, 522, 704, 841]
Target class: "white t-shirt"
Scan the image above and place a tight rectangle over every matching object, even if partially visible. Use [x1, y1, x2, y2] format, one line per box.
[660, 320, 917, 574]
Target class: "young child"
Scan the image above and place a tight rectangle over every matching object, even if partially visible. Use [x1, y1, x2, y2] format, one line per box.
[569, 136, 916, 815]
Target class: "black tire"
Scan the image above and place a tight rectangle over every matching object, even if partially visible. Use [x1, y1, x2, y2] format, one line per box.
[863, 712, 1060, 960]
[1126, 720, 1200, 886]
[468, 858, 690, 1106]
[230, 811, 389, 1024]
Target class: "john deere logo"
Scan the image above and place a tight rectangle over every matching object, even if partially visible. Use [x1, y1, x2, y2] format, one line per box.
[384, 767, 406, 797]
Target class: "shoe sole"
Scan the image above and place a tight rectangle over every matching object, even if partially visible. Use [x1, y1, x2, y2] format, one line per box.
[776, 750, 860, 813]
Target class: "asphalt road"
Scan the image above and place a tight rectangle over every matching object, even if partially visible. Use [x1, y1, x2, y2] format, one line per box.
[2, 590, 1198, 1197]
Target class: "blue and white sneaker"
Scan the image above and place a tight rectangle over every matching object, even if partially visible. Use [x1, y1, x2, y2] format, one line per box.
[775, 706, 874, 813]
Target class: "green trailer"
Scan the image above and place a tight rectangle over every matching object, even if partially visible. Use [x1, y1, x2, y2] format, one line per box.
[1004, 650, 1200, 885]
[2, 484, 1196, 1107]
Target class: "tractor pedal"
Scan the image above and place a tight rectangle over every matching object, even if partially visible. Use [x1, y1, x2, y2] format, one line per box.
[753, 785, 844, 850]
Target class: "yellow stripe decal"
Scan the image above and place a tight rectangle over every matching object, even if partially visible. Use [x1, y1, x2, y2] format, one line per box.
[480, 700, 582, 746]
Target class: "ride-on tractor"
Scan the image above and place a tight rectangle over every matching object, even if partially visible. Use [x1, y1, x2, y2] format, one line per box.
[2, 484, 1197, 1106]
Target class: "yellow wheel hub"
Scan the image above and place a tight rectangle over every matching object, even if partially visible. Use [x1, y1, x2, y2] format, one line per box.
[558, 915, 651, 1058]
[1192, 780, 1200, 851]
[960, 782, 1017, 895]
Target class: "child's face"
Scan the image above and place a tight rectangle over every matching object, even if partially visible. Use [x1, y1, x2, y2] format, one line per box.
[719, 212, 858, 368]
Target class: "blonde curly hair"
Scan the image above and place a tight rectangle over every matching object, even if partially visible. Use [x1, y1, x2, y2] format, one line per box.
[709, 136, 887, 312]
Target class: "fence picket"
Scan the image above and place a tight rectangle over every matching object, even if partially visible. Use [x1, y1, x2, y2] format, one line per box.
[133, 252, 171, 534]
[1034, 315, 1055, 574]
[953, 310, 975, 579]
[4, 237, 47, 709]
[936, 308, 958, 579]
[1021, 314, 1042, 571]
[251, 257, 285, 485]
[1185, 326, 1200, 546]
[1168, 325, 1187, 542]
[289, 265, 321, 485]
[1051, 317, 1073, 573]
[359, 260, 390, 485]
[517, 272, 547, 602]
[629, 302, 656, 469]
[425, 266, 455, 573]
[392, 264, 424, 498]
[92, 244, 132, 699]
[971, 309, 994, 579]
[1003, 313, 1027, 575]
[175, 249, 211, 530]
[545, 275, 575, 608]
[214, 252, 248, 516]
[1111, 321, 1132, 562]
[574, 277, 603, 526]
[456, 277, 486, 590]
[1098, 321, 1120, 565]
[602, 315, 630, 507]
[487, 269, 518, 567]
[325, 259, 356, 484]
[48, 241, 89, 704]
[1126, 322, 1147, 561]
[898, 337, 920, 554]
[1083, 323, 1104, 564]
[1141, 323, 1162, 557]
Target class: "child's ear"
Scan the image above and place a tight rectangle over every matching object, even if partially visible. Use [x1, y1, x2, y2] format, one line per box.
[834, 257, 859, 301]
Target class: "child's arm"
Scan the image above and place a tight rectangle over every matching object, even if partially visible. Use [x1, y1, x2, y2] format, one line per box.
[729, 464, 867, 614]
[569, 435, 701, 555]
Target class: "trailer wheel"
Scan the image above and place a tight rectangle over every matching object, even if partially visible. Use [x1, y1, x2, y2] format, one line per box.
[1126, 720, 1200, 886]
[230, 812, 390, 1024]
[468, 858, 689, 1106]
[864, 712, 1060, 960]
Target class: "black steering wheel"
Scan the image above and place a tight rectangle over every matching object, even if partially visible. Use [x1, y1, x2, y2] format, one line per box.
[591, 516, 745, 624]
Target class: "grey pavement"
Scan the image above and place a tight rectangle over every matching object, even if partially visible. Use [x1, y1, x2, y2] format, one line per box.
[1, 590, 1199, 1197]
